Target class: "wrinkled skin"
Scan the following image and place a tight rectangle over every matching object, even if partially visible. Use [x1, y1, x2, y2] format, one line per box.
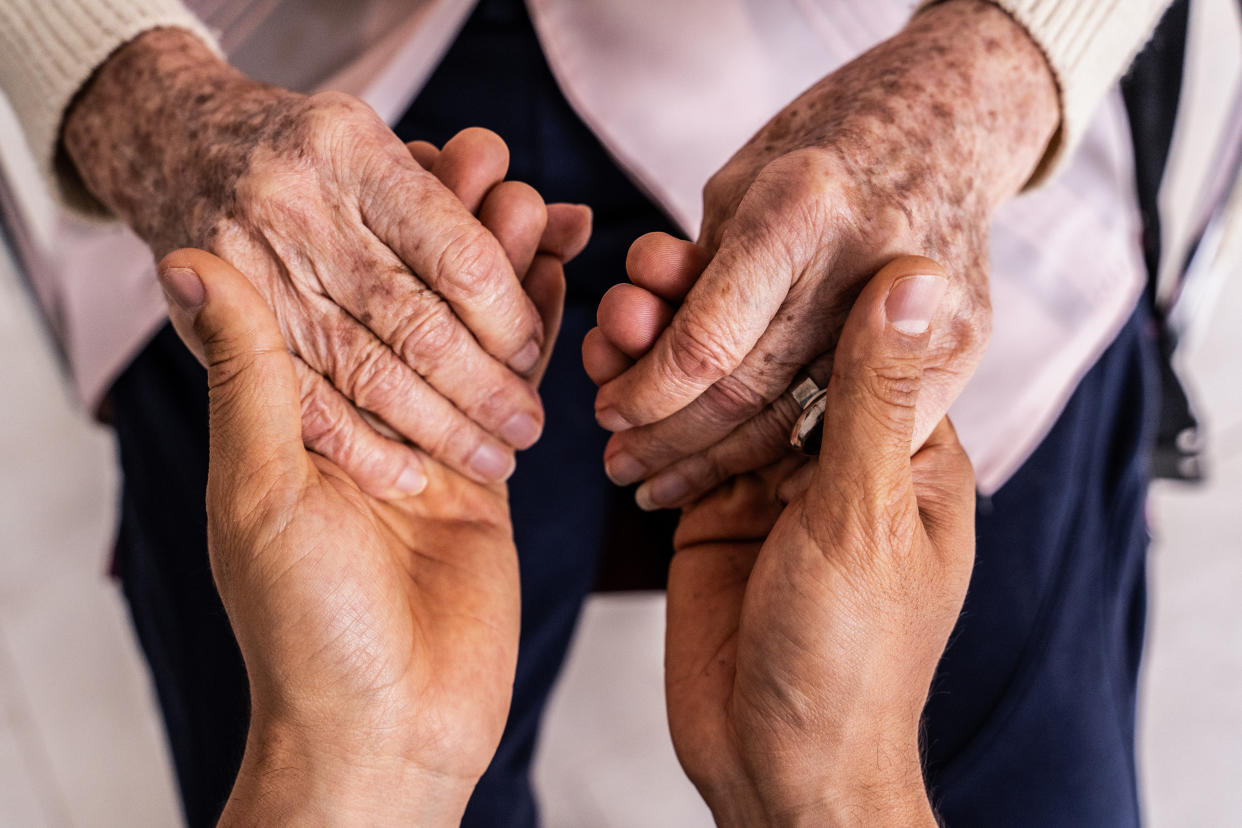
[64, 27, 588, 497]
[663, 259, 977, 827]
[589, 0, 1060, 511]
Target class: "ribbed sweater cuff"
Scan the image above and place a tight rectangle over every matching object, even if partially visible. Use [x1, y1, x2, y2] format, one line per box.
[0, 0, 219, 217]
[920, 0, 1172, 186]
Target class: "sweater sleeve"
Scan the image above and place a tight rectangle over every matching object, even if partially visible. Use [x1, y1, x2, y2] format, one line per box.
[0, 0, 219, 216]
[920, 0, 1174, 185]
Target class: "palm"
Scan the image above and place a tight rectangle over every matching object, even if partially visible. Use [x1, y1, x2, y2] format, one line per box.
[667, 464, 928, 804]
[212, 453, 519, 782]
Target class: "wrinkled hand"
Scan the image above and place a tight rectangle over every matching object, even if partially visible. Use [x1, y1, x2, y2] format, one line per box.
[64, 27, 588, 497]
[664, 258, 976, 827]
[164, 238, 567, 825]
[588, 0, 1058, 510]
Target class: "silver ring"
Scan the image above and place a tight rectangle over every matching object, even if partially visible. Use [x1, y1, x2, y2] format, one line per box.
[788, 376, 822, 408]
[787, 375, 827, 454]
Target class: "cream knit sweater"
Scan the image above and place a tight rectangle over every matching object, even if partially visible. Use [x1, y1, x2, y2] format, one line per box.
[0, 0, 1171, 212]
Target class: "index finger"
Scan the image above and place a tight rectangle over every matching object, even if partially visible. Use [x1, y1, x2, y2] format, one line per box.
[592, 229, 793, 431]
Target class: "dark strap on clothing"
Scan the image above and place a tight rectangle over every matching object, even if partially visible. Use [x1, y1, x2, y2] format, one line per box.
[1120, 0, 1202, 481]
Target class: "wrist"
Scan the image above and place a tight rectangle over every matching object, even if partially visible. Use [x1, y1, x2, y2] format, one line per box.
[772, 780, 936, 828]
[715, 718, 930, 828]
[61, 27, 292, 252]
[756, 752, 933, 828]
[900, 0, 1060, 204]
[743, 0, 1058, 230]
[707, 778, 934, 828]
[220, 710, 476, 827]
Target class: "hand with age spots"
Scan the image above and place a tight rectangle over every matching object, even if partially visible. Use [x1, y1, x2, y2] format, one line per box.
[662, 258, 976, 828]
[587, 0, 1059, 511]
[161, 173, 581, 826]
[63, 27, 589, 498]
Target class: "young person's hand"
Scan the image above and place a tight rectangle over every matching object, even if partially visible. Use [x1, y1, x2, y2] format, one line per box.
[663, 257, 977, 826]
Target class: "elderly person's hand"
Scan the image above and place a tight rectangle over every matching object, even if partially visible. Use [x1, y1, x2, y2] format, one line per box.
[63, 27, 586, 497]
[663, 257, 976, 826]
[158, 217, 572, 822]
[587, 0, 1059, 510]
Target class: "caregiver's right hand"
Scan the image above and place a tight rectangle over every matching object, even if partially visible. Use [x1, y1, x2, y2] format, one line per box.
[665, 257, 977, 827]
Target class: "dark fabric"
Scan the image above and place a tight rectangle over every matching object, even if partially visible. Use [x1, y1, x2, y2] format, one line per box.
[1120, 0, 1202, 482]
[111, 325, 243, 826]
[1122, 0, 1189, 292]
[925, 303, 1158, 826]
[108, 0, 1157, 825]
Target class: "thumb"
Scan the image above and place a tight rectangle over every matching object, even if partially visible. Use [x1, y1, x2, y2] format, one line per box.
[814, 256, 948, 491]
[158, 249, 305, 486]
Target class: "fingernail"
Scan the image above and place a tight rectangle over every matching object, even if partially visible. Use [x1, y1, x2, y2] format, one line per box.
[510, 339, 541, 373]
[641, 473, 690, 510]
[596, 406, 631, 432]
[605, 452, 646, 486]
[469, 442, 515, 482]
[499, 412, 542, 448]
[395, 464, 427, 495]
[885, 274, 946, 336]
[158, 267, 205, 314]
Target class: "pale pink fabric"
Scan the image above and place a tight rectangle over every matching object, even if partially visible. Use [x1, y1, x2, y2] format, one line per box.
[0, 0, 1145, 494]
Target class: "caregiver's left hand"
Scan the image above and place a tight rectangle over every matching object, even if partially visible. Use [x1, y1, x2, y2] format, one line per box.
[165, 230, 569, 824]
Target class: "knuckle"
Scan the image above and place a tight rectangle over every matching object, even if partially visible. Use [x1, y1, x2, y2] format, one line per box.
[394, 300, 462, 367]
[700, 375, 767, 425]
[701, 167, 738, 208]
[434, 225, 505, 301]
[698, 447, 734, 491]
[756, 149, 834, 204]
[618, 426, 683, 467]
[831, 355, 922, 440]
[427, 417, 483, 468]
[298, 384, 350, 453]
[303, 93, 394, 173]
[339, 344, 397, 411]
[307, 89, 359, 110]
[467, 374, 527, 426]
[305, 90, 376, 130]
[863, 361, 922, 411]
[740, 408, 797, 469]
[664, 316, 738, 388]
[761, 147, 835, 183]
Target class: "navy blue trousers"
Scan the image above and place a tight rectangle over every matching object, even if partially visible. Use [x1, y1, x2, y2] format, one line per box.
[108, 1, 1157, 825]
